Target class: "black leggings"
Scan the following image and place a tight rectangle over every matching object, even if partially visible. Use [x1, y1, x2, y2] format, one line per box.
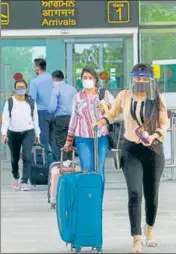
[121, 139, 165, 236]
[8, 129, 35, 183]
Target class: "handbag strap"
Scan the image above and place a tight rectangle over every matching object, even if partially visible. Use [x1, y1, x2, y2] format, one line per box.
[116, 116, 123, 151]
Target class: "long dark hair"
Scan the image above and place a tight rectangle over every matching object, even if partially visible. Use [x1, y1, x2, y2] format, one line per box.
[14, 79, 29, 101]
[81, 66, 99, 86]
[131, 64, 163, 134]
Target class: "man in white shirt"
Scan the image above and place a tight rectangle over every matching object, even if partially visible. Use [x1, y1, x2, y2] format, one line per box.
[1, 79, 40, 191]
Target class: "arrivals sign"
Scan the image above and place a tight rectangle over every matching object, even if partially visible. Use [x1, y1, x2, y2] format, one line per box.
[1, 0, 139, 29]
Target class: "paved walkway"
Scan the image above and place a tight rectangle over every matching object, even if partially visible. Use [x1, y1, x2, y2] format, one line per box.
[1, 157, 176, 253]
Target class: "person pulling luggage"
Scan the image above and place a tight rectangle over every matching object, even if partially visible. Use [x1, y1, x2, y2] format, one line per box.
[94, 64, 169, 253]
[64, 66, 114, 199]
[1, 79, 40, 191]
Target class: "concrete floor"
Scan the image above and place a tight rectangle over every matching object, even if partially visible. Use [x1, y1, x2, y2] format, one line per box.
[1, 157, 176, 253]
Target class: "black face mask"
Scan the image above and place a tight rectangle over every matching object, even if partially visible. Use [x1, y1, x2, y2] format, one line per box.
[133, 82, 149, 92]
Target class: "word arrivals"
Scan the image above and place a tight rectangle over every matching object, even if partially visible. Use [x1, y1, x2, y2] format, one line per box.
[42, 18, 76, 26]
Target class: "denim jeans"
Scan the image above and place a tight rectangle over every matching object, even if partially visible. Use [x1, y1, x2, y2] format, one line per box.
[75, 135, 109, 197]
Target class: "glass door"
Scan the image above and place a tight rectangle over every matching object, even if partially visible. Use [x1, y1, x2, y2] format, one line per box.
[66, 36, 135, 96]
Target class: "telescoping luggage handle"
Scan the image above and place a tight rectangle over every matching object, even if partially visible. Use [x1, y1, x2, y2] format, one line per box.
[32, 144, 46, 165]
[60, 147, 76, 174]
[94, 126, 99, 173]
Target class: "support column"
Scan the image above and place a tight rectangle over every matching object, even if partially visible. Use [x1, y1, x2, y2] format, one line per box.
[46, 39, 65, 74]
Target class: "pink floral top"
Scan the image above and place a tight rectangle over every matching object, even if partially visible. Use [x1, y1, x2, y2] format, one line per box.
[68, 88, 114, 138]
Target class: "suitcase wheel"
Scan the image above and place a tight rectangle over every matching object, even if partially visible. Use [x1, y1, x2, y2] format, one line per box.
[71, 244, 75, 251]
[75, 246, 81, 253]
[97, 250, 102, 254]
[50, 203, 56, 209]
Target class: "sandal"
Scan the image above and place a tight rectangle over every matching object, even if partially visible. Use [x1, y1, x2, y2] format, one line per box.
[144, 224, 157, 247]
[132, 235, 142, 253]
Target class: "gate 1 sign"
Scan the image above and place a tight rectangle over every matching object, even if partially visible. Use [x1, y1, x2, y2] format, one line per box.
[1, 0, 139, 30]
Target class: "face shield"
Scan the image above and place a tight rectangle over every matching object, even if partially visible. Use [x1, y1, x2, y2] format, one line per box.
[130, 71, 157, 100]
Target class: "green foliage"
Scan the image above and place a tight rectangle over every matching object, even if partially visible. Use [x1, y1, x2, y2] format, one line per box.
[140, 1, 176, 24]
[1, 47, 34, 85]
[141, 31, 176, 63]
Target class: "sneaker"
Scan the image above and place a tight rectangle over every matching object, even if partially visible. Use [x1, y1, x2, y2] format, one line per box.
[11, 179, 20, 190]
[21, 183, 30, 191]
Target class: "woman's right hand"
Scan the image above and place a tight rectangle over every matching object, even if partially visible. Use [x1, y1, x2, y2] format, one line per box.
[64, 143, 73, 152]
[92, 118, 107, 129]
[1, 135, 8, 144]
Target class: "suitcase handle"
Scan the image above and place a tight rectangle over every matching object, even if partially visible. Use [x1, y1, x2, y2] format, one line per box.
[32, 145, 46, 165]
[60, 147, 76, 174]
[93, 126, 99, 173]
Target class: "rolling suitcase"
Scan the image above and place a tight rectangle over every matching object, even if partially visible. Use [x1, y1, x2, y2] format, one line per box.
[56, 127, 103, 253]
[47, 152, 81, 209]
[30, 144, 53, 186]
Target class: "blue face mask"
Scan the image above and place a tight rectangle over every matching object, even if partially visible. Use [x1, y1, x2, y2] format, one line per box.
[15, 89, 27, 95]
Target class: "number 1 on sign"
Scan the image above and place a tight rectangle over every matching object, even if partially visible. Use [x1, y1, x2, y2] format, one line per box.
[116, 7, 122, 21]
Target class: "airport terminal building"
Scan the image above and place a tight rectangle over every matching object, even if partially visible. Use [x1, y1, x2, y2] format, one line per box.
[1, 0, 176, 107]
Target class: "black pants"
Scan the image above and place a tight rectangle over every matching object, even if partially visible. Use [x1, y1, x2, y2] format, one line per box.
[38, 110, 58, 161]
[55, 115, 72, 161]
[121, 139, 165, 236]
[7, 129, 35, 183]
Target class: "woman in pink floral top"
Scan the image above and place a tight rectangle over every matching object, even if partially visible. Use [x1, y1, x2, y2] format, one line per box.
[64, 66, 114, 196]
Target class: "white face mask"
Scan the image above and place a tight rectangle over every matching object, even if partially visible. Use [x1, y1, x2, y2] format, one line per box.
[53, 81, 60, 86]
[82, 79, 95, 89]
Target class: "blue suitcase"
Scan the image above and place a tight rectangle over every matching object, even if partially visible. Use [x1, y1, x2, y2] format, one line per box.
[56, 128, 103, 253]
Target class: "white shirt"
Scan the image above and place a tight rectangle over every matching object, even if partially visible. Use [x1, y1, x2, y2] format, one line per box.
[1, 96, 40, 137]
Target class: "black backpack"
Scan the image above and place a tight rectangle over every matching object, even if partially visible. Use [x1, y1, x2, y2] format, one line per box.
[8, 96, 35, 118]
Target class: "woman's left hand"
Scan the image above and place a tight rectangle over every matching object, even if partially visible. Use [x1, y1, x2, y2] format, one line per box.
[142, 133, 159, 147]
[98, 104, 105, 113]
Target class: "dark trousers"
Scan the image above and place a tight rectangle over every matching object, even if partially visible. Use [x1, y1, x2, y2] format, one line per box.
[7, 129, 35, 183]
[55, 115, 72, 161]
[38, 110, 58, 161]
[121, 139, 165, 236]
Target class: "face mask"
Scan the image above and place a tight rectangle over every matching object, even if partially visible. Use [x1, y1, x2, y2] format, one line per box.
[82, 80, 95, 89]
[133, 82, 149, 92]
[15, 89, 27, 95]
[53, 81, 60, 86]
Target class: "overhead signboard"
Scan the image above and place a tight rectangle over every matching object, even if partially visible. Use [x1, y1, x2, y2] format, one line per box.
[1, 0, 139, 30]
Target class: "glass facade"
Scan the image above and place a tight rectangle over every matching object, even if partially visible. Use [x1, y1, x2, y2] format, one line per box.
[139, 0, 176, 92]
[67, 36, 133, 96]
[140, 1, 176, 25]
[1, 1, 176, 98]
[1, 39, 65, 109]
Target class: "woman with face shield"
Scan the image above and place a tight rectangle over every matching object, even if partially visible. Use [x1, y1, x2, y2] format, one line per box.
[64, 66, 114, 199]
[94, 64, 169, 253]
